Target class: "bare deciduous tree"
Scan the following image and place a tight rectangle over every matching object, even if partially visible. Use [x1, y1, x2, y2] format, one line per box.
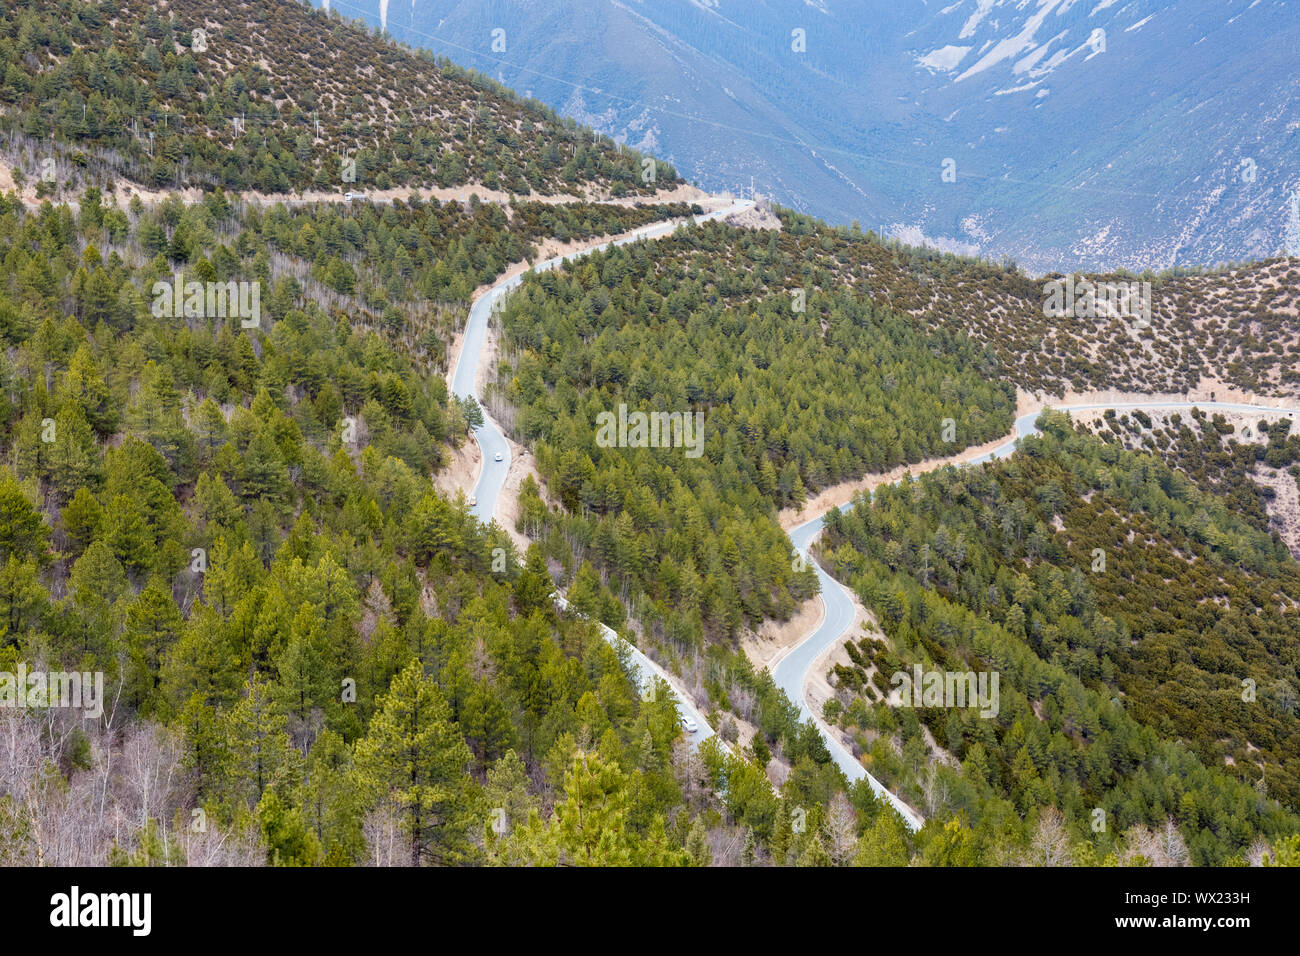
[825, 791, 859, 866]
[670, 737, 707, 809]
[0, 711, 261, 867]
[363, 804, 404, 867]
[1119, 819, 1189, 867]
[1024, 807, 1073, 867]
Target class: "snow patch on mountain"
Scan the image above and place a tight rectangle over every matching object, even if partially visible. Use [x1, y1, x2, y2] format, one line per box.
[956, 0, 1063, 82]
[890, 222, 982, 257]
[918, 44, 972, 72]
[995, 79, 1042, 95]
[959, 0, 997, 40]
[1013, 31, 1068, 74]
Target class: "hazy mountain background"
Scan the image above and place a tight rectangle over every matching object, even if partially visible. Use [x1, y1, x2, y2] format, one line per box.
[317, 0, 1300, 273]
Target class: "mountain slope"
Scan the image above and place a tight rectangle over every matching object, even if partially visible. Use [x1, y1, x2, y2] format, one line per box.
[329, 0, 1300, 273]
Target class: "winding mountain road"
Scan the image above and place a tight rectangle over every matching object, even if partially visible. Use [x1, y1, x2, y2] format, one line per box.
[775, 398, 1300, 830]
[452, 198, 754, 750]
[451, 200, 1300, 825]
[452, 199, 753, 525]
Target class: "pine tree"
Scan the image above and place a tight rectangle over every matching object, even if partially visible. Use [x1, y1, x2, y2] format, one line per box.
[192, 398, 228, 464]
[797, 831, 833, 867]
[239, 428, 291, 505]
[919, 817, 979, 867]
[57, 345, 116, 436]
[0, 553, 45, 648]
[685, 816, 712, 866]
[548, 750, 636, 866]
[103, 494, 155, 576]
[483, 748, 537, 851]
[0, 470, 49, 563]
[854, 807, 911, 866]
[771, 797, 792, 866]
[354, 659, 477, 865]
[59, 486, 102, 557]
[568, 560, 606, 622]
[257, 787, 323, 867]
[514, 544, 554, 615]
[178, 694, 231, 804]
[123, 577, 184, 715]
[225, 674, 297, 808]
[1263, 834, 1300, 867]
[160, 604, 245, 713]
[462, 678, 517, 773]
[63, 540, 127, 659]
[46, 405, 100, 505]
[273, 605, 332, 750]
[298, 729, 364, 865]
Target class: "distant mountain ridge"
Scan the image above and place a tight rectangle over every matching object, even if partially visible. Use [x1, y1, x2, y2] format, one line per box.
[321, 0, 1300, 273]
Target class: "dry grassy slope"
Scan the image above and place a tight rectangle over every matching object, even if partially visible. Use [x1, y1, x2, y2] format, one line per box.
[896, 257, 1300, 400]
[750, 221, 1300, 401]
[153, 0, 519, 146]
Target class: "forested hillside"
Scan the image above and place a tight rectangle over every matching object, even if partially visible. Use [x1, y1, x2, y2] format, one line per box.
[0, 172, 988, 869]
[0, 0, 678, 196]
[0, 188, 788, 865]
[817, 416, 1300, 863]
[495, 220, 1015, 649]
[1081, 408, 1300, 555]
[486, 213, 1300, 866]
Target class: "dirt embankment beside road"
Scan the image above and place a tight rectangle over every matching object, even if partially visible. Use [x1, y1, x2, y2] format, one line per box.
[741, 595, 824, 673]
[777, 429, 1015, 533]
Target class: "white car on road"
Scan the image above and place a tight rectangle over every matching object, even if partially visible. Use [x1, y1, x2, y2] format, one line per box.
[494, 451, 503, 461]
[680, 715, 698, 734]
